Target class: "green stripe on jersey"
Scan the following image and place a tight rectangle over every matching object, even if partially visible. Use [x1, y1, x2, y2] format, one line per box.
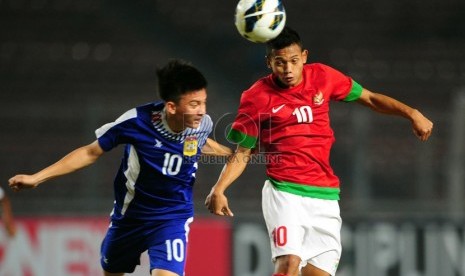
[227, 129, 257, 149]
[344, 80, 363, 102]
[269, 177, 340, 200]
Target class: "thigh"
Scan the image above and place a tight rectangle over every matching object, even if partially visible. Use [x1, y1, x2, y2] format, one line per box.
[262, 181, 306, 263]
[301, 199, 342, 275]
[301, 263, 331, 276]
[151, 268, 180, 276]
[274, 254, 303, 276]
[147, 217, 193, 276]
[100, 221, 147, 274]
[262, 181, 342, 274]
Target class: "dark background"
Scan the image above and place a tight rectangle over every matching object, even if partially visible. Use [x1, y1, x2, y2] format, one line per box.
[1, 0, 464, 220]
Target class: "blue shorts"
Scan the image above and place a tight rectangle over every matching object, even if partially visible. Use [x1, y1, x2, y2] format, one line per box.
[100, 217, 193, 275]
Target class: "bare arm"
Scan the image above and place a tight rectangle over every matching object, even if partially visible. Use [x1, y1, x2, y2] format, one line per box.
[1, 195, 16, 237]
[205, 145, 252, 216]
[9, 140, 104, 191]
[201, 138, 233, 156]
[357, 88, 433, 141]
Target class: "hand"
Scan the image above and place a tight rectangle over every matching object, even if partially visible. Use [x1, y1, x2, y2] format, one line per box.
[8, 175, 39, 192]
[205, 189, 234, 217]
[6, 223, 16, 238]
[411, 111, 433, 141]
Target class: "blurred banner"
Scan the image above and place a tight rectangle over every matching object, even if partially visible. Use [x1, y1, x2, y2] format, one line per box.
[0, 217, 231, 276]
[233, 219, 465, 276]
[2, 217, 465, 276]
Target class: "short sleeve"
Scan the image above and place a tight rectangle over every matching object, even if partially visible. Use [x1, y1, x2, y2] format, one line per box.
[343, 80, 363, 102]
[197, 114, 213, 148]
[316, 63, 363, 102]
[227, 92, 259, 149]
[95, 108, 138, 152]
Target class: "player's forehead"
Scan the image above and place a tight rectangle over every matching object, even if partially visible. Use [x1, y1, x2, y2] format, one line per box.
[269, 44, 304, 60]
[179, 88, 207, 103]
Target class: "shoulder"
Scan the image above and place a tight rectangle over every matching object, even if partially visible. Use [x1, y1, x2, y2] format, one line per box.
[130, 101, 167, 123]
[115, 108, 138, 123]
[305, 63, 341, 75]
[114, 102, 164, 123]
[95, 103, 156, 138]
[201, 114, 213, 129]
[240, 75, 274, 106]
[305, 63, 351, 85]
[135, 101, 164, 114]
[248, 75, 271, 89]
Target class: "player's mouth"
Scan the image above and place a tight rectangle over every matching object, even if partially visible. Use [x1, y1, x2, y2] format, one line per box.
[283, 76, 294, 84]
[192, 117, 203, 124]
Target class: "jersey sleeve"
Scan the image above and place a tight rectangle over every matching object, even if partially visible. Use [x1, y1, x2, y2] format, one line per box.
[95, 108, 138, 152]
[226, 92, 260, 149]
[197, 114, 213, 148]
[318, 64, 363, 102]
[343, 80, 363, 102]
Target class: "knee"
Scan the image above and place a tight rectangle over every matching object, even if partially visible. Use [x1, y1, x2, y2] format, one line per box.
[275, 254, 301, 273]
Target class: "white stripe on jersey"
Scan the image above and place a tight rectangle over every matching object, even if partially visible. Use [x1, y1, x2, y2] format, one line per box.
[95, 108, 138, 138]
[0, 186, 4, 200]
[191, 162, 198, 177]
[121, 145, 140, 215]
[184, 217, 194, 242]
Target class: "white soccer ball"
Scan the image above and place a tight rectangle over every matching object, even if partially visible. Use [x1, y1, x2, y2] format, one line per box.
[234, 0, 286, 43]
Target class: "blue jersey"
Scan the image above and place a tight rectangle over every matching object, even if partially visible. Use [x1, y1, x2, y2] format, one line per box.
[95, 101, 212, 221]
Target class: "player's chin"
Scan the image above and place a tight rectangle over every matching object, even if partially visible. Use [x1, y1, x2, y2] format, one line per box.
[186, 120, 201, 129]
[278, 76, 296, 87]
[284, 78, 298, 86]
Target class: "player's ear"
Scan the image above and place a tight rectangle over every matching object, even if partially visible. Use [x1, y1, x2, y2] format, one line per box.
[302, 49, 309, 63]
[265, 55, 271, 69]
[165, 101, 177, 115]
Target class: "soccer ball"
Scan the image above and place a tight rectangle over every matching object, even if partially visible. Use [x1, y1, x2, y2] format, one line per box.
[234, 0, 286, 43]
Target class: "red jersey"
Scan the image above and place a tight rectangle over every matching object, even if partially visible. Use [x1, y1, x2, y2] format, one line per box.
[227, 63, 362, 200]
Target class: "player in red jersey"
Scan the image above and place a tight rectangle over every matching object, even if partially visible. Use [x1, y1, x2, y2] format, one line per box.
[205, 27, 433, 276]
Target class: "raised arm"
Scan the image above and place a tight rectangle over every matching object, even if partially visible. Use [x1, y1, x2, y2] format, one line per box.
[201, 138, 233, 156]
[357, 88, 433, 141]
[205, 145, 252, 217]
[9, 140, 104, 191]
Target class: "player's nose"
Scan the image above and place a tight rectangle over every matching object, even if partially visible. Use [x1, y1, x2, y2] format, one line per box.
[198, 103, 206, 115]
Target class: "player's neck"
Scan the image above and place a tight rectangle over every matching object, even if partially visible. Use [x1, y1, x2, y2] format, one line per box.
[164, 112, 184, 133]
[273, 76, 289, 89]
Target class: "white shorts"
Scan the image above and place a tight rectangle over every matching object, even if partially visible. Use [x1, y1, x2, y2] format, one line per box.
[262, 180, 342, 275]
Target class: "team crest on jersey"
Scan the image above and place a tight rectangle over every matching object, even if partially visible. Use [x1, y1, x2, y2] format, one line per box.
[313, 91, 324, 105]
[183, 136, 198, 156]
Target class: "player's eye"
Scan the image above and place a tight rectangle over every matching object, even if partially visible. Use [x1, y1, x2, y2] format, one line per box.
[189, 101, 202, 108]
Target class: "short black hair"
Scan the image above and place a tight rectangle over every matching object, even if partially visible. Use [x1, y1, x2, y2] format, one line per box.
[266, 26, 303, 56]
[156, 59, 207, 103]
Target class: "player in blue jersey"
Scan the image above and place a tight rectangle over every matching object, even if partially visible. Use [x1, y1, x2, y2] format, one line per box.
[8, 60, 232, 276]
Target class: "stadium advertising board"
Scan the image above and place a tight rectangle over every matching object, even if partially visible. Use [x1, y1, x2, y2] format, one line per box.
[233, 220, 465, 276]
[0, 217, 230, 276]
[1, 217, 465, 276]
